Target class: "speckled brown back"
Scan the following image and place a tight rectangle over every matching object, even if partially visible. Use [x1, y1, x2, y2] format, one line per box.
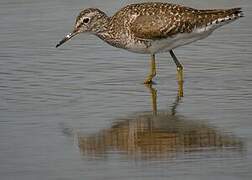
[108, 2, 242, 40]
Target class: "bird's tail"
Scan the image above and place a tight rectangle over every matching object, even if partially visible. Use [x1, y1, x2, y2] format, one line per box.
[198, 7, 244, 27]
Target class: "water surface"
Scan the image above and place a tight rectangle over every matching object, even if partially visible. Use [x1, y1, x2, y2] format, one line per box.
[0, 0, 252, 179]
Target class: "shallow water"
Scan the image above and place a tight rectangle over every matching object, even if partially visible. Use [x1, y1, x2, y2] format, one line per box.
[0, 0, 252, 179]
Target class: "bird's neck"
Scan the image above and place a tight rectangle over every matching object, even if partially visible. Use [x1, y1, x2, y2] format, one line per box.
[93, 15, 111, 34]
[95, 16, 120, 47]
[94, 14, 126, 49]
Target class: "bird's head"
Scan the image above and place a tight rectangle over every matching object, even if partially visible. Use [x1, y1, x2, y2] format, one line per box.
[56, 8, 109, 48]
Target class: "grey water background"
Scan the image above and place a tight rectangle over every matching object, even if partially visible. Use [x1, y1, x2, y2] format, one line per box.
[0, 0, 251, 179]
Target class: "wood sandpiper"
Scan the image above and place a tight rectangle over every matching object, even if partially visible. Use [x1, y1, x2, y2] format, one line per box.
[56, 2, 243, 96]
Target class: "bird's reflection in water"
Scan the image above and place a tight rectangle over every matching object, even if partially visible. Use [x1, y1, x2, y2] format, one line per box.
[77, 85, 243, 159]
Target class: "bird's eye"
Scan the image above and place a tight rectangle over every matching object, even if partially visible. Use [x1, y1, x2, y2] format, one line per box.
[83, 18, 90, 23]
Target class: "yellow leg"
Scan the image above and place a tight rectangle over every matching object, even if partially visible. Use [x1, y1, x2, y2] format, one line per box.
[177, 67, 184, 83]
[170, 50, 184, 97]
[177, 77, 184, 97]
[177, 67, 184, 97]
[144, 54, 156, 84]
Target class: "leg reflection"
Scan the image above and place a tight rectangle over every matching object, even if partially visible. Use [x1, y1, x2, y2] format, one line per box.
[145, 84, 157, 116]
[171, 93, 182, 116]
[145, 84, 183, 116]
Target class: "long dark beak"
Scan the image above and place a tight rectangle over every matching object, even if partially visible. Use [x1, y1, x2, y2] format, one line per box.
[56, 30, 78, 48]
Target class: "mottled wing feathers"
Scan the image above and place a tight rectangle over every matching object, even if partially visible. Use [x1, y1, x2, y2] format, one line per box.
[130, 4, 196, 39]
[130, 15, 173, 39]
[128, 3, 243, 40]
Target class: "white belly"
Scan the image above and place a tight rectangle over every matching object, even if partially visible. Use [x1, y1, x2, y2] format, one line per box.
[125, 25, 217, 54]
[149, 29, 214, 54]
